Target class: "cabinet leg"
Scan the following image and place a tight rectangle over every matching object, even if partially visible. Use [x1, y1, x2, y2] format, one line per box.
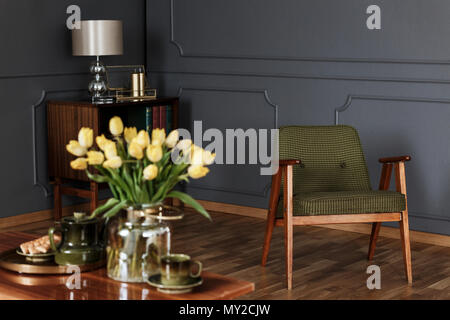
[54, 178, 62, 221]
[90, 182, 98, 214]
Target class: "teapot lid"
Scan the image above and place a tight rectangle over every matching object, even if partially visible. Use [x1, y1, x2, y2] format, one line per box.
[62, 212, 98, 224]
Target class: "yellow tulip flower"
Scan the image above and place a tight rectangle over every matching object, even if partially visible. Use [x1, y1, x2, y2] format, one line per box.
[135, 130, 150, 148]
[78, 127, 93, 148]
[151, 128, 166, 146]
[104, 141, 117, 160]
[187, 145, 215, 165]
[146, 144, 163, 163]
[190, 145, 204, 165]
[109, 116, 124, 136]
[128, 140, 144, 160]
[202, 150, 216, 165]
[66, 140, 87, 157]
[188, 165, 209, 179]
[86, 151, 105, 165]
[103, 156, 122, 169]
[176, 139, 192, 152]
[124, 127, 138, 144]
[165, 130, 179, 148]
[70, 157, 88, 170]
[96, 134, 111, 151]
[143, 164, 158, 180]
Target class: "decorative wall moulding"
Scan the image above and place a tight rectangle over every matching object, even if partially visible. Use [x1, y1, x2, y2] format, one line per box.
[334, 93, 450, 223]
[149, 69, 450, 86]
[169, 0, 450, 65]
[335, 94, 450, 125]
[0, 71, 89, 80]
[177, 86, 278, 128]
[32, 89, 85, 197]
[177, 86, 278, 198]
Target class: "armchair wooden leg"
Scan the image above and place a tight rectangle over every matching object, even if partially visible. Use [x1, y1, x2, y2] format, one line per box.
[262, 210, 276, 267]
[262, 168, 282, 267]
[284, 211, 293, 290]
[368, 163, 392, 260]
[395, 162, 412, 284]
[368, 222, 381, 261]
[399, 210, 412, 284]
[283, 165, 294, 290]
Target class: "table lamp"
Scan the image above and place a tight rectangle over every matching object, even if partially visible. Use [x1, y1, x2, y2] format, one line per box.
[72, 20, 123, 102]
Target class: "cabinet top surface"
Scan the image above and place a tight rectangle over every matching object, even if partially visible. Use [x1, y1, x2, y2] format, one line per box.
[47, 97, 178, 107]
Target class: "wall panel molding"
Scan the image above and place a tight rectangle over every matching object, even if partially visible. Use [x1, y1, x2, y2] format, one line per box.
[0, 71, 88, 80]
[335, 93, 450, 223]
[169, 0, 450, 65]
[150, 69, 450, 85]
[335, 94, 450, 125]
[177, 86, 278, 128]
[32, 88, 85, 197]
[177, 86, 278, 197]
[146, 0, 450, 235]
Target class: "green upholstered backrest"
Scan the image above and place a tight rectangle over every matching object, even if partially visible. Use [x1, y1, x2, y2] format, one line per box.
[279, 125, 371, 193]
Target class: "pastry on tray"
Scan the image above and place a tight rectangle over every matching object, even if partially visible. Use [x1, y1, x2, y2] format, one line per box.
[19, 235, 61, 254]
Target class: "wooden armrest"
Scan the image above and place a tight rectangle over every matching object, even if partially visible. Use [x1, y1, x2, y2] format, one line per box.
[279, 159, 301, 166]
[379, 155, 411, 163]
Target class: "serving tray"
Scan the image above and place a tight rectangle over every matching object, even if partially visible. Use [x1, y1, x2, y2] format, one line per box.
[0, 248, 104, 275]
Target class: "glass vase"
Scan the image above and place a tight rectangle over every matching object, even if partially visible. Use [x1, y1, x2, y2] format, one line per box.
[106, 204, 182, 283]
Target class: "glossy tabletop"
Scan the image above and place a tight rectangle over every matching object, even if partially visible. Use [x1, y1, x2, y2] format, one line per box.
[0, 232, 254, 300]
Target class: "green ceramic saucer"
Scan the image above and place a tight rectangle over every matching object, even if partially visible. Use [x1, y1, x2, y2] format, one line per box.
[147, 274, 203, 294]
[16, 248, 55, 262]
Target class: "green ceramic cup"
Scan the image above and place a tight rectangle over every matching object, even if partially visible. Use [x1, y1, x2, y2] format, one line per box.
[48, 215, 104, 266]
[160, 254, 202, 286]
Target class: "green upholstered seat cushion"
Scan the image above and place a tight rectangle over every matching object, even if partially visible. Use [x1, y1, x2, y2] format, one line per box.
[276, 191, 406, 217]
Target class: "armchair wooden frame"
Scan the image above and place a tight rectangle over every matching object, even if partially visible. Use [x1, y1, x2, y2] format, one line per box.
[261, 156, 412, 289]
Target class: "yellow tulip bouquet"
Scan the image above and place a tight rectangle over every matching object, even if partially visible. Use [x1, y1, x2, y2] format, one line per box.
[66, 116, 214, 220]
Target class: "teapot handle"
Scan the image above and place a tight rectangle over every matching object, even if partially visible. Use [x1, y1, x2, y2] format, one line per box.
[48, 227, 62, 251]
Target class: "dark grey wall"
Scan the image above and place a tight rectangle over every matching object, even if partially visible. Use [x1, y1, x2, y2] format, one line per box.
[2, 0, 450, 236]
[147, 0, 450, 235]
[0, 0, 146, 217]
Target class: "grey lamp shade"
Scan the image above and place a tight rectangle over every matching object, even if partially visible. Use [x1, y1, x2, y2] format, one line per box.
[72, 20, 123, 56]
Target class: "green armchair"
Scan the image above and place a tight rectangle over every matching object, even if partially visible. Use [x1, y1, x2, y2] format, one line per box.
[261, 125, 412, 289]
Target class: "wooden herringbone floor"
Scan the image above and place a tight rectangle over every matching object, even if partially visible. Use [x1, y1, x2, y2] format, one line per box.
[4, 209, 450, 299]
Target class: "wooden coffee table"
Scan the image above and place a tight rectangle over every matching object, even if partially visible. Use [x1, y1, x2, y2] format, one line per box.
[0, 232, 254, 300]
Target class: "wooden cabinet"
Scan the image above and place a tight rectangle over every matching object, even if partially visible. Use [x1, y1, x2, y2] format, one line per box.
[47, 97, 179, 220]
